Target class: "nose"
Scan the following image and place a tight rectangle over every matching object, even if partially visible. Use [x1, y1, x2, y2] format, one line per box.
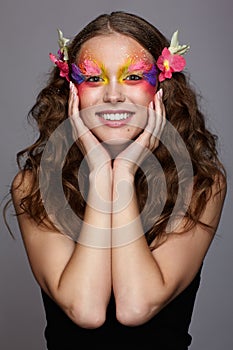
[103, 81, 125, 104]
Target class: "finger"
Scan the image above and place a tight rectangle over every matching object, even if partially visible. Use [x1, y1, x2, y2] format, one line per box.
[68, 86, 91, 153]
[68, 82, 91, 140]
[154, 88, 166, 139]
[146, 100, 157, 134]
[71, 84, 79, 118]
[145, 88, 164, 137]
[148, 100, 159, 149]
[144, 89, 166, 150]
[68, 82, 79, 118]
[68, 83, 108, 162]
[68, 82, 75, 117]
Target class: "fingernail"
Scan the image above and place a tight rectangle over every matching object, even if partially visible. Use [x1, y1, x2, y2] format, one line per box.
[149, 101, 154, 109]
[158, 88, 163, 100]
[75, 85, 78, 95]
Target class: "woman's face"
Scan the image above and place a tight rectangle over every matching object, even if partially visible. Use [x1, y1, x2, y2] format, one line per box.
[75, 33, 157, 145]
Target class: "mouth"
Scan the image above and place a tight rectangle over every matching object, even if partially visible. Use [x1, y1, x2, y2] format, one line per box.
[96, 110, 135, 121]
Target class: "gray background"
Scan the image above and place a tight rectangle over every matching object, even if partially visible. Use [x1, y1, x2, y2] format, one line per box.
[0, 0, 232, 349]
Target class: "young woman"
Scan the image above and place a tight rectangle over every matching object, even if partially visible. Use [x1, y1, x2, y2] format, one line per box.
[10, 11, 226, 349]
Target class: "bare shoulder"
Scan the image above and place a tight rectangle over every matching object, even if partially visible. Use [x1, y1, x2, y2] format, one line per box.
[200, 171, 227, 228]
[211, 171, 227, 199]
[11, 169, 34, 193]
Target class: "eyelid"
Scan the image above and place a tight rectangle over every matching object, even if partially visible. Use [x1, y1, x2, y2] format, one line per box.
[85, 75, 105, 82]
[123, 73, 143, 81]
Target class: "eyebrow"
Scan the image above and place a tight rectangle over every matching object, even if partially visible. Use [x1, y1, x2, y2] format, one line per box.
[71, 58, 157, 86]
[71, 59, 103, 84]
[127, 60, 154, 72]
[79, 59, 102, 75]
[119, 59, 151, 75]
[119, 59, 157, 86]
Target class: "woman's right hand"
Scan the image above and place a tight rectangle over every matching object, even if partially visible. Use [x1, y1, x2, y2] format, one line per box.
[68, 81, 112, 175]
[69, 82, 112, 248]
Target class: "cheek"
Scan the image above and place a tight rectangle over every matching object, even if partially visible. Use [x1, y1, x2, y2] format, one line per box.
[77, 84, 100, 109]
[127, 81, 155, 104]
[139, 81, 156, 98]
[77, 84, 89, 102]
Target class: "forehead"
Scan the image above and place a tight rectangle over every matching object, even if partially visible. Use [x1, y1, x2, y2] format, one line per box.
[77, 33, 153, 66]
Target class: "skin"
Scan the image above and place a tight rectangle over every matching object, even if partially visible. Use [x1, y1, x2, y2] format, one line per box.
[74, 34, 158, 151]
[11, 32, 226, 329]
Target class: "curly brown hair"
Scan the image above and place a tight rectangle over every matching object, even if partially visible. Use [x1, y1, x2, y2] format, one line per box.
[9, 11, 226, 248]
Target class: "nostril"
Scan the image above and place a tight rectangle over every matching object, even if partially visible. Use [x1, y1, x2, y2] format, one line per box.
[103, 90, 125, 103]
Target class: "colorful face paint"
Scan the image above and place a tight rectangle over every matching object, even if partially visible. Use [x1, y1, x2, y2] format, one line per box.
[118, 59, 157, 86]
[71, 59, 107, 84]
[72, 57, 157, 87]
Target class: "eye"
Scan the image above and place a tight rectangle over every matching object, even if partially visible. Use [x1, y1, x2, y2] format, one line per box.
[86, 76, 104, 82]
[124, 74, 142, 81]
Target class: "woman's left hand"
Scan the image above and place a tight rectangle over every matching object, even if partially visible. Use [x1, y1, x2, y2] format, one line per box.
[113, 88, 166, 177]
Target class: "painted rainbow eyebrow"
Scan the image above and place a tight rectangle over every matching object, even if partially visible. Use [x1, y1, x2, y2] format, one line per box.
[71, 59, 106, 84]
[118, 59, 157, 86]
[71, 58, 157, 86]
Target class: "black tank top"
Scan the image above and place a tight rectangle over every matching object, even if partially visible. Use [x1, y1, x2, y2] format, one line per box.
[41, 266, 202, 349]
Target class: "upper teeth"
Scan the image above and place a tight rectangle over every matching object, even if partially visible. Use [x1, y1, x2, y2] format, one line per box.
[98, 113, 132, 121]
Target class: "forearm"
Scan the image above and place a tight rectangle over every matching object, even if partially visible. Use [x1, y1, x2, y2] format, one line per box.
[111, 171, 165, 325]
[55, 170, 112, 327]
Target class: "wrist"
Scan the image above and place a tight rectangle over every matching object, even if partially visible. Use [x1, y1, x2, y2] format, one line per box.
[88, 167, 113, 207]
[113, 166, 135, 184]
[89, 164, 113, 184]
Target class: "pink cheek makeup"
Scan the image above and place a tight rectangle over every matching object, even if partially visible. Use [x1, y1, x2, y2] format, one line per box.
[132, 79, 156, 97]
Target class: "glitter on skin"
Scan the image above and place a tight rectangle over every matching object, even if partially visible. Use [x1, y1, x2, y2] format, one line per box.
[72, 57, 157, 87]
[71, 59, 108, 84]
[118, 59, 157, 86]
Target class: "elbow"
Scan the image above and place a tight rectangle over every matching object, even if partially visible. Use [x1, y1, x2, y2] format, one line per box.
[115, 298, 162, 327]
[53, 285, 109, 329]
[65, 302, 107, 329]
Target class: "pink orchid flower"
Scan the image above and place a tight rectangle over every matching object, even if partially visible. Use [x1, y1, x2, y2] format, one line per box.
[156, 47, 186, 82]
[49, 53, 70, 82]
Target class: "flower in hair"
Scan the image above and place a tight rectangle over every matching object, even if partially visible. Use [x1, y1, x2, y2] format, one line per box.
[57, 29, 69, 61]
[49, 29, 70, 82]
[156, 30, 190, 82]
[49, 53, 70, 81]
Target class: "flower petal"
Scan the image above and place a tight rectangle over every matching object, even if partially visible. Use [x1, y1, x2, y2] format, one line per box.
[49, 53, 58, 64]
[158, 72, 166, 82]
[50, 57, 70, 82]
[157, 48, 173, 70]
[156, 31, 189, 81]
[170, 55, 186, 72]
[164, 70, 173, 79]
[161, 47, 171, 59]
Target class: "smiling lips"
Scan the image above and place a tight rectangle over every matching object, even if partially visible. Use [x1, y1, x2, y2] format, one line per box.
[96, 110, 135, 127]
